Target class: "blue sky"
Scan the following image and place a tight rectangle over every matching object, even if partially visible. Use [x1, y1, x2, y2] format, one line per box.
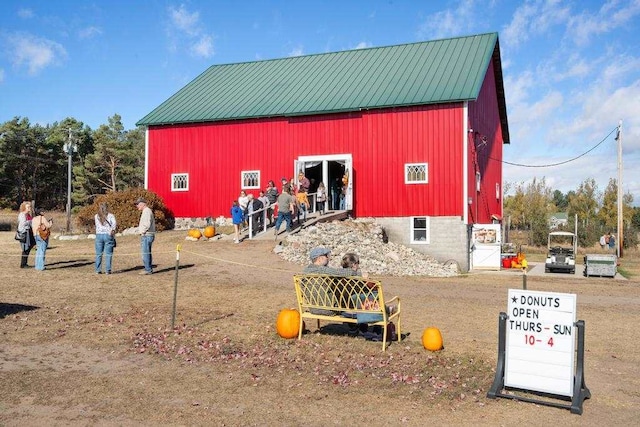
[1, 0, 639, 205]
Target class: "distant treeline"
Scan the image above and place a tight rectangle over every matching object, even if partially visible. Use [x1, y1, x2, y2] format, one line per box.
[503, 177, 639, 247]
[0, 114, 144, 211]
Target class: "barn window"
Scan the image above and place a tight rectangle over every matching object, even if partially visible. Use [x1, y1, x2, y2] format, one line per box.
[410, 216, 430, 244]
[242, 170, 260, 189]
[171, 173, 189, 191]
[405, 163, 428, 184]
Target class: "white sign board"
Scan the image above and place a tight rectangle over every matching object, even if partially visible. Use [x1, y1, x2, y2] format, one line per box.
[505, 289, 577, 397]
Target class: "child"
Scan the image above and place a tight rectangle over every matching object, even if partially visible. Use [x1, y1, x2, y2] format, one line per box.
[231, 200, 243, 243]
[295, 188, 310, 224]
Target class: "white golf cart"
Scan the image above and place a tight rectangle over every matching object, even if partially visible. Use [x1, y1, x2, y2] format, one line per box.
[545, 231, 577, 274]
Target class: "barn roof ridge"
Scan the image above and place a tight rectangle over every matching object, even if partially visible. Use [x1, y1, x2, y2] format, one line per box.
[201, 31, 501, 68]
[137, 32, 507, 140]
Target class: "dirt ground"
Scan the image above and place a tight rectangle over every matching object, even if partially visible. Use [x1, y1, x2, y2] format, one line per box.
[1, 229, 639, 426]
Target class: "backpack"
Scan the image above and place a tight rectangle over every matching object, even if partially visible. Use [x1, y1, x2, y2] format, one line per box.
[38, 221, 50, 240]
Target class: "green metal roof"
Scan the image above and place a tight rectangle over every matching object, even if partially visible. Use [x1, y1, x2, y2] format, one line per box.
[137, 32, 508, 141]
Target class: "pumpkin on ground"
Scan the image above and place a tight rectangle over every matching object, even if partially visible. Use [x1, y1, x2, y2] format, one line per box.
[203, 225, 216, 238]
[188, 228, 202, 239]
[422, 326, 444, 351]
[276, 308, 300, 339]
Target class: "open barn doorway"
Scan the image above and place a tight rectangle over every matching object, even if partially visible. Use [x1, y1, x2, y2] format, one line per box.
[296, 154, 352, 211]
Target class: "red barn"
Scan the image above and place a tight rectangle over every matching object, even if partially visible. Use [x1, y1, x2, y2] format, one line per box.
[137, 32, 510, 272]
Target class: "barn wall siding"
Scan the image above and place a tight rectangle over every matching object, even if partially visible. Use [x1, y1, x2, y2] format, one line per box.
[467, 60, 504, 223]
[147, 104, 465, 219]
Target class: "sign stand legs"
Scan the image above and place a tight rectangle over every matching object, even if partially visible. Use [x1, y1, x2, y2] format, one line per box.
[487, 313, 591, 414]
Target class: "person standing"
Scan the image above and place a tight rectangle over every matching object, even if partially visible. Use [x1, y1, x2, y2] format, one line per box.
[94, 202, 117, 274]
[331, 177, 341, 210]
[31, 208, 52, 271]
[608, 232, 616, 253]
[17, 201, 35, 268]
[316, 182, 327, 215]
[265, 182, 278, 226]
[238, 190, 249, 228]
[274, 185, 295, 239]
[298, 170, 310, 193]
[135, 198, 156, 275]
[295, 188, 310, 224]
[231, 200, 243, 243]
[258, 190, 270, 228]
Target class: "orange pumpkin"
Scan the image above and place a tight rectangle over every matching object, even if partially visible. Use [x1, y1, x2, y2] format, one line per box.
[422, 327, 444, 351]
[276, 308, 300, 339]
[188, 228, 202, 239]
[203, 225, 216, 238]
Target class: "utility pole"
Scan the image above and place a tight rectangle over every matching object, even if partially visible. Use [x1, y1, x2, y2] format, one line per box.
[616, 120, 623, 258]
[63, 128, 78, 233]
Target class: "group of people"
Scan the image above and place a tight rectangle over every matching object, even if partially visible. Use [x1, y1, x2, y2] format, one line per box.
[599, 232, 617, 252]
[303, 246, 365, 277]
[15, 197, 156, 275]
[231, 171, 330, 243]
[17, 201, 53, 271]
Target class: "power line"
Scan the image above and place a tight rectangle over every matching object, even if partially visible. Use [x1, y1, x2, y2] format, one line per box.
[491, 127, 618, 168]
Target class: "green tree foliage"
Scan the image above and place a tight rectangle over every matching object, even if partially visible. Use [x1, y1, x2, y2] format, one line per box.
[632, 207, 640, 228]
[597, 178, 636, 249]
[503, 178, 554, 245]
[552, 189, 569, 210]
[0, 118, 71, 209]
[74, 114, 144, 203]
[565, 178, 600, 245]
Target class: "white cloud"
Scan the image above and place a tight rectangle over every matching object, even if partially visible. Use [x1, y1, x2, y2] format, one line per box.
[17, 8, 33, 19]
[191, 35, 214, 58]
[567, 0, 640, 46]
[502, 0, 571, 49]
[0, 68, 4, 83]
[169, 4, 200, 37]
[416, 0, 478, 40]
[78, 26, 103, 40]
[288, 46, 304, 57]
[7, 32, 67, 75]
[166, 4, 215, 59]
[353, 42, 371, 50]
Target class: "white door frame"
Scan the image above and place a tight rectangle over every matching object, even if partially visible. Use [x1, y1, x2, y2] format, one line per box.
[296, 154, 353, 210]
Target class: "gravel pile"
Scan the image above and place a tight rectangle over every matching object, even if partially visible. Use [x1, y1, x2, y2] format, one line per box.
[277, 218, 458, 277]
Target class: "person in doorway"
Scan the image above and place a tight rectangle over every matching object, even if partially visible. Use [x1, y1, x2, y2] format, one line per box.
[274, 185, 296, 239]
[31, 208, 52, 271]
[331, 177, 342, 210]
[231, 200, 243, 243]
[135, 197, 156, 275]
[17, 201, 35, 268]
[316, 182, 327, 215]
[298, 170, 310, 193]
[94, 202, 117, 274]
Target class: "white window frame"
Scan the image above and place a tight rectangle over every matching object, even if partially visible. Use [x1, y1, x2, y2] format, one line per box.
[404, 163, 428, 184]
[171, 173, 189, 192]
[241, 170, 260, 189]
[410, 216, 430, 244]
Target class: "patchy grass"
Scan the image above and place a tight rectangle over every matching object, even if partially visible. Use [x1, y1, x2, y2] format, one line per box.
[1, 225, 639, 425]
